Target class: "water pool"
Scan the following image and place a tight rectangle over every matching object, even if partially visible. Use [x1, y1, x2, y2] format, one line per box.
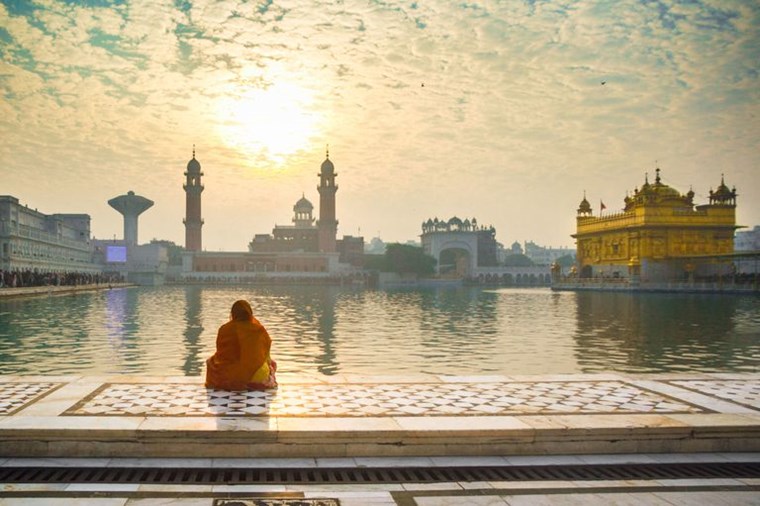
[0, 285, 758, 376]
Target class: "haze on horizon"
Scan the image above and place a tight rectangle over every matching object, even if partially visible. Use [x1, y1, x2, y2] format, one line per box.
[1, 0, 758, 252]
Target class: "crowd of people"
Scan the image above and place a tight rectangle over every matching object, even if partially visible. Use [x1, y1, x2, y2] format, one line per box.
[0, 269, 124, 288]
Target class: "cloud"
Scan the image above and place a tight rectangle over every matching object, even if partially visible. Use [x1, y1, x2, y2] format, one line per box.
[1, 0, 758, 248]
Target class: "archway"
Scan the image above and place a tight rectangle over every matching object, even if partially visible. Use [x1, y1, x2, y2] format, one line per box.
[439, 248, 472, 278]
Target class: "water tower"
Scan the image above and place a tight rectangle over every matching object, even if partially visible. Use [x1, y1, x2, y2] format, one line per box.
[108, 191, 154, 245]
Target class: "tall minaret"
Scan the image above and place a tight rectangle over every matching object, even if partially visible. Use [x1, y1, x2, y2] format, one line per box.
[183, 146, 204, 251]
[317, 147, 338, 253]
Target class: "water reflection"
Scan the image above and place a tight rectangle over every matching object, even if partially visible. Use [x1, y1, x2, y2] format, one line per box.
[572, 291, 759, 373]
[0, 286, 757, 376]
[182, 286, 205, 375]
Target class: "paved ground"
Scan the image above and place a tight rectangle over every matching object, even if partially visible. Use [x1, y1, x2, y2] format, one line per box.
[1, 373, 759, 503]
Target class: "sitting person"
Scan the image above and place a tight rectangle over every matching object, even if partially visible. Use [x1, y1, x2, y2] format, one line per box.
[205, 299, 277, 390]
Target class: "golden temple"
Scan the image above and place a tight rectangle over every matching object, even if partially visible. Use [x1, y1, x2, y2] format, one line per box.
[572, 169, 739, 283]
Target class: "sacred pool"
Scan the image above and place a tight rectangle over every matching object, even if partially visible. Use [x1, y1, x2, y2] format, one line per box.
[1, 285, 757, 376]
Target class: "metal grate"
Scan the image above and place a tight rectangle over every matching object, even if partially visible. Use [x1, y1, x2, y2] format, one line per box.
[0, 462, 758, 484]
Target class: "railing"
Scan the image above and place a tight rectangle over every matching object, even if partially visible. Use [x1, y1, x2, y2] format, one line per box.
[552, 276, 758, 293]
[0, 222, 90, 251]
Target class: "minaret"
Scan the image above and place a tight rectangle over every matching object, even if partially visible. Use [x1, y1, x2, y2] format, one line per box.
[317, 147, 338, 253]
[183, 146, 204, 251]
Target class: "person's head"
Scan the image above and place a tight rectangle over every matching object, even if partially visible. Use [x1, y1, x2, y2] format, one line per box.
[230, 299, 253, 321]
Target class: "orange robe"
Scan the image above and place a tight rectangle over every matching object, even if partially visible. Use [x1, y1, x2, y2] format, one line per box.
[205, 317, 276, 390]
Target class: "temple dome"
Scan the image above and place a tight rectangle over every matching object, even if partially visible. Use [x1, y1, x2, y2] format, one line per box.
[651, 182, 681, 198]
[713, 178, 732, 198]
[448, 216, 463, 228]
[577, 196, 592, 214]
[294, 195, 313, 212]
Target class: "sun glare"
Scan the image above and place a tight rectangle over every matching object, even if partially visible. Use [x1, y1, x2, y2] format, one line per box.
[216, 81, 321, 166]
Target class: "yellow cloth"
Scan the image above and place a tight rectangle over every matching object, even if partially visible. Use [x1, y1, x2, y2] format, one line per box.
[250, 358, 271, 383]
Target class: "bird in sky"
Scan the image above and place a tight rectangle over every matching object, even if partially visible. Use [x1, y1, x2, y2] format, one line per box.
[601, 81, 606, 85]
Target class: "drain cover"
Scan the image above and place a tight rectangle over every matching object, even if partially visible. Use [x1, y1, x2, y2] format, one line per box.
[214, 500, 339, 506]
[1, 462, 758, 484]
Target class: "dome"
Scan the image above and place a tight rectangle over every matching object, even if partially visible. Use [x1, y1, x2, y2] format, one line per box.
[294, 195, 313, 212]
[448, 216, 463, 227]
[577, 195, 592, 214]
[652, 182, 681, 198]
[651, 169, 681, 199]
[709, 174, 737, 205]
[187, 151, 201, 172]
[321, 157, 334, 174]
[713, 176, 732, 198]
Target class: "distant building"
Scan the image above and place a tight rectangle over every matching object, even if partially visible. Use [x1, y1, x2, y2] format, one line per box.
[735, 226, 760, 251]
[92, 238, 168, 285]
[248, 195, 319, 253]
[337, 235, 365, 267]
[183, 151, 364, 280]
[365, 237, 386, 255]
[0, 195, 100, 274]
[572, 169, 739, 281]
[420, 216, 497, 276]
[523, 241, 575, 266]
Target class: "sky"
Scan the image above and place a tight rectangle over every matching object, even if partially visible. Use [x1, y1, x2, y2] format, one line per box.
[1, 0, 758, 252]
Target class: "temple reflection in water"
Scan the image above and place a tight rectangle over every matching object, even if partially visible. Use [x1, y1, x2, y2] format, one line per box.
[1, 286, 757, 376]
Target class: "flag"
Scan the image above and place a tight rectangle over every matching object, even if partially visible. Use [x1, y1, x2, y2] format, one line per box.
[600, 201, 607, 213]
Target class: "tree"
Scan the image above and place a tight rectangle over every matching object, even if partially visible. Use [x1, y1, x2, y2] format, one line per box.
[150, 239, 185, 266]
[365, 243, 437, 275]
[503, 253, 534, 267]
[555, 254, 576, 268]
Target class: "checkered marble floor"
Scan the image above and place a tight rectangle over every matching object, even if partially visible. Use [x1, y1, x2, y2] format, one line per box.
[63, 380, 708, 417]
[670, 379, 760, 410]
[0, 382, 60, 415]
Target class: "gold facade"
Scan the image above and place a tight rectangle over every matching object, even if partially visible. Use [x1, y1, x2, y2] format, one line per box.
[573, 169, 738, 280]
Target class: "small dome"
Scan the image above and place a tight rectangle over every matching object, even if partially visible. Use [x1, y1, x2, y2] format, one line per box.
[448, 216, 463, 227]
[713, 177, 732, 198]
[294, 195, 313, 212]
[187, 155, 201, 172]
[321, 157, 334, 174]
[577, 196, 592, 214]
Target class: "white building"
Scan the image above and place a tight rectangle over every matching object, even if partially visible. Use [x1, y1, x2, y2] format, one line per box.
[735, 226, 760, 251]
[523, 241, 575, 266]
[0, 195, 100, 274]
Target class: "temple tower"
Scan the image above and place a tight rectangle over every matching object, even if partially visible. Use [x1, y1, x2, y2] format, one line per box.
[108, 191, 154, 245]
[317, 148, 338, 253]
[183, 147, 204, 251]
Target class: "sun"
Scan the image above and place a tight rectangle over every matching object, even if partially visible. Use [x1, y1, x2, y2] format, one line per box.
[215, 80, 321, 165]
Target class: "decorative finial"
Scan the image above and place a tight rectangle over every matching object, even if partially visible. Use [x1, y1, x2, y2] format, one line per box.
[655, 167, 661, 184]
[645, 172, 649, 184]
[326, 144, 329, 159]
[721, 173, 725, 184]
[192, 144, 196, 159]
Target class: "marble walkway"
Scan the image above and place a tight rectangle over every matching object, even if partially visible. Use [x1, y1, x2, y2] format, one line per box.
[0, 372, 758, 458]
[1, 372, 759, 504]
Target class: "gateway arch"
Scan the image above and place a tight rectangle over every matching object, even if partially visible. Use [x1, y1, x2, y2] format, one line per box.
[421, 217, 497, 276]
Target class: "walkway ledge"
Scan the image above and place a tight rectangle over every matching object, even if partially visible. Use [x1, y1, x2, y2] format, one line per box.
[0, 283, 135, 299]
[0, 373, 758, 458]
